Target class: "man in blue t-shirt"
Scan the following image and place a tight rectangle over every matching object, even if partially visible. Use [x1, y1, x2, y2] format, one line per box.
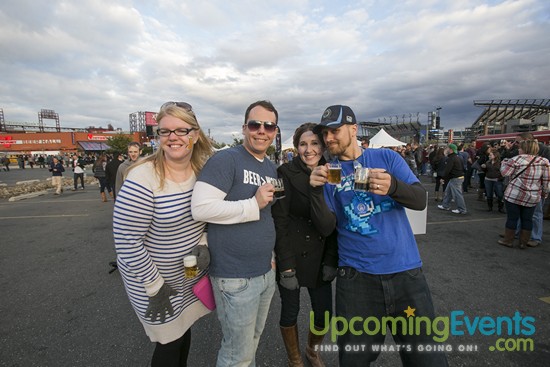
[310, 105, 448, 367]
[191, 100, 279, 367]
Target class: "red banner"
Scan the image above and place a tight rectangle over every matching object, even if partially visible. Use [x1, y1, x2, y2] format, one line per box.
[145, 111, 158, 126]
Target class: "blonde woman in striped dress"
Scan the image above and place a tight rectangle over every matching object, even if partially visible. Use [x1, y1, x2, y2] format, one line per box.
[113, 102, 213, 366]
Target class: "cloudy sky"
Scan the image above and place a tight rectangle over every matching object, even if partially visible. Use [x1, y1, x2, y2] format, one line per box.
[1, 0, 549, 143]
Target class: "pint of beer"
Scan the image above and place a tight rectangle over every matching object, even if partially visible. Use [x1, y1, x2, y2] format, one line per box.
[327, 162, 342, 185]
[354, 167, 370, 192]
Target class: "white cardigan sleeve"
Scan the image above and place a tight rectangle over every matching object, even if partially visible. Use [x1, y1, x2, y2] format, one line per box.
[191, 181, 260, 224]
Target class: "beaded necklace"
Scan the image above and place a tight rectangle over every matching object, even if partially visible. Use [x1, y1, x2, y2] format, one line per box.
[335, 148, 366, 179]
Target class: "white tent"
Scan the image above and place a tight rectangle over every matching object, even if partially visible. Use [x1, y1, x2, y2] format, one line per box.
[281, 136, 294, 150]
[369, 128, 406, 148]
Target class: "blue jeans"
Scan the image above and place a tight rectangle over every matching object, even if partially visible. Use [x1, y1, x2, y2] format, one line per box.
[211, 269, 276, 367]
[336, 267, 448, 367]
[441, 177, 467, 213]
[515, 199, 543, 241]
[484, 179, 503, 202]
[506, 201, 536, 231]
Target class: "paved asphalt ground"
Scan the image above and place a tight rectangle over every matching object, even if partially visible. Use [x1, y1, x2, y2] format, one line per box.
[0, 167, 549, 366]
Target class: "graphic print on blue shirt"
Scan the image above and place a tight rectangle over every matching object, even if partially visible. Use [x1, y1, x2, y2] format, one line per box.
[336, 173, 395, 235]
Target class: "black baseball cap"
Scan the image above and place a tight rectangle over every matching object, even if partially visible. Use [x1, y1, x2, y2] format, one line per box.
[313, 105, 357, 134]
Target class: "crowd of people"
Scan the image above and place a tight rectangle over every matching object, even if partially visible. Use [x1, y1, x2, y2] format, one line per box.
[398, 134, 550, 249]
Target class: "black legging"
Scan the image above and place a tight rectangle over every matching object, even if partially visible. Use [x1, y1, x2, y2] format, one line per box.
[478, 172, 486, 189]
[151, 329, 191, 367]
[278, 282, 333, 328]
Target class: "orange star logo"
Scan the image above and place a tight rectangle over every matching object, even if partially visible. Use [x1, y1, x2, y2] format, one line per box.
[404, 306, 416, 318]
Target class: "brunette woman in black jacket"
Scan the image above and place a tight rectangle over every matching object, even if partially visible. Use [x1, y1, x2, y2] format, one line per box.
[272, 123, 337, 367]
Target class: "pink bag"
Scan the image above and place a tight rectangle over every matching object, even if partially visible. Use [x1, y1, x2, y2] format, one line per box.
[192, 276, 216, 311]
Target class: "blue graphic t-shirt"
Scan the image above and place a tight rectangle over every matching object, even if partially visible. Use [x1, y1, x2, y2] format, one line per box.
[196, 145, 278, 278]
[323, 148, 422, 274]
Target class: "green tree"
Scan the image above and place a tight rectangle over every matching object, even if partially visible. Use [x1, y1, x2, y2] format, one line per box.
[231, 136, 243, 147]
[106, 134, 133, 154]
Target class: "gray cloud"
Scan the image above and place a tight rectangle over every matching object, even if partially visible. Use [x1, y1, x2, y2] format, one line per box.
[1, 0, 549, 144]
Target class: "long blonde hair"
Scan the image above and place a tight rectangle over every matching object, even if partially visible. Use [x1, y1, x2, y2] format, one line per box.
[129, 105, 213, 189]
[519, 140, 539, 156]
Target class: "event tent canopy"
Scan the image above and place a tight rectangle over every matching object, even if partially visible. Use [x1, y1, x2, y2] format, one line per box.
[369, 128, 406, 148]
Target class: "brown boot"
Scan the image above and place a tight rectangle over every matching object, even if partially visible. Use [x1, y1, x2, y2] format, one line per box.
[280, 325, 304, 367]
[519, 230, 531, 250]
[498, 228, 515, 248]
[109, 191, 114, 199]
[101, 192, 108, 202]
[305, 326, 326, 367]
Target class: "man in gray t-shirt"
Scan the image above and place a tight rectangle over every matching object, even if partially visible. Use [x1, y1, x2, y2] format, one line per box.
[192, 100, 279, 367]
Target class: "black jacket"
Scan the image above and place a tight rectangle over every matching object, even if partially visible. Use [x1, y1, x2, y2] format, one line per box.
[443, 153, 464, 180]
[105, 159, 123, 186]
[271, 157, 338, 288]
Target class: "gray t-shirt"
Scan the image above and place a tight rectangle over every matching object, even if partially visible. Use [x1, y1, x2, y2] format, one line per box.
[197, 145, 278, 278]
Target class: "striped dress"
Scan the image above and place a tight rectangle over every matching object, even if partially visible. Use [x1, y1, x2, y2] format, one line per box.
[113, 162, 210, 344]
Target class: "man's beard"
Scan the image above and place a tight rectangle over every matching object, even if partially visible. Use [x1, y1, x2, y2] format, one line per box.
[328, 139, 351, 157]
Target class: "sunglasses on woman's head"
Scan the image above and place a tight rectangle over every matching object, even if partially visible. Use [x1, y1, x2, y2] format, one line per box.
[246, 120, 278, 133]
[160, 101, 193, 112]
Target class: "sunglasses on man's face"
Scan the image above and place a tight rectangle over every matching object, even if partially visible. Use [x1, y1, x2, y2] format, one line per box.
[246, 120, 278, 133]
[160, 101, 193, 112]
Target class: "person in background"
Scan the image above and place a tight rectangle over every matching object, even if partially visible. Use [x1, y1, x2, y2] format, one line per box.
[481, 150, 505, 213]
[92, 154, 113, 202]
[475, 143, 490, 201]
[109, 143, 144, 273]
[1, 155, 10, 171]
[71, 154, 86, 191]
[17, 155, 25, 169]
[498, 140, 550, 249]
[432, 147, 447, 202]
[286, 149, 294, 163]
[191, 100, 279, 367]
[49, 156, 65, 195]
[457, 144, 469, 181]
[37, 155, 45, 168]
[309, 104, 447, 366]
[361, 137, 370, 149]
[105, 152, 123, 199]
[272, 122, 337, 367]
[514, 132, 550, 247]
[115, 142, 142, 195]
[463, 143, 477, 192]
[437, 143, 467, 214]
[113, 101, 213, 366]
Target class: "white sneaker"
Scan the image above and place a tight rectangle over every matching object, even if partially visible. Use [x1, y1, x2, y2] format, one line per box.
[451, 209, 467, 214]
[437, 205, 449, 210]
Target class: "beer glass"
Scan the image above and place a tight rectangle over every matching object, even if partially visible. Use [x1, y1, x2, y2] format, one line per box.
[327, 162, 342, 185]
[184, 255, 198, 278]
[271, 178, 285, 199]
[267, 178, 285, 200]
[354, 167, 370, 192]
